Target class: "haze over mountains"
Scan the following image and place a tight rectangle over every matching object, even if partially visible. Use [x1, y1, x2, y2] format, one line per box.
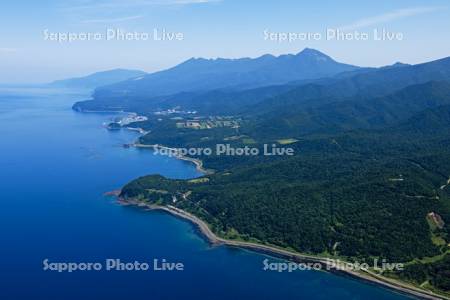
[92, 48, 359, 99]
[73, 49, 450, 125]
[49, 69, 146, 89]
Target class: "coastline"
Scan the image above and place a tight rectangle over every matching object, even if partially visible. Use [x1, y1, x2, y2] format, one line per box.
[133, 143, 214, 175]
[126, 127, 148, 135]
[73, 109, 212, 175]
[116, 197, 448, 300]
[93, 109, 447, 299]
[75, 108, 212, 175]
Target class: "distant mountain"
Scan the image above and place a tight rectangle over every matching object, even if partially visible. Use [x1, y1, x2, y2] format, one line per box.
[339, 56, 450, 96]
[380, 62, 411, 69]
[50, 69, 147, 89]
[249, 56, 450, 117]
[74, 55, 450, 116]
[92, 48, 359, 99]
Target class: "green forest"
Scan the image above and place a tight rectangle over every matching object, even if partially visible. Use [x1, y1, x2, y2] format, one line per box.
[111, 59, 450, 295]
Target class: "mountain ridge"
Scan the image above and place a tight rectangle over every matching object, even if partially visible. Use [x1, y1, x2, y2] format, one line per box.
[92, 48, 360, 99]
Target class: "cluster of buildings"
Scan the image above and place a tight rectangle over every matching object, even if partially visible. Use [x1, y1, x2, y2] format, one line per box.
[176, 116, 240, 130]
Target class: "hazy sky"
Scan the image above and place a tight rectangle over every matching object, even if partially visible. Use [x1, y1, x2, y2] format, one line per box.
[0, 0, 449, 83]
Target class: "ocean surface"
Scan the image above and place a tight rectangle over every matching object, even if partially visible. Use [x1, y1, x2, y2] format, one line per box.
[0, 87, 414, 300]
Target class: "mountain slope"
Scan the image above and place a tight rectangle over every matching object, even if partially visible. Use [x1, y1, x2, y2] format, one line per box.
[92, 48, 359, 99]
[250, 56, 450, 117]
[74, 55, 450, 116]
[121, 104, 450, 264]
[244, 81, 450, 139]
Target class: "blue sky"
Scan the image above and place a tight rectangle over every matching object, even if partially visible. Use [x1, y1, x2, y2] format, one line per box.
[0, 0, 449, 83]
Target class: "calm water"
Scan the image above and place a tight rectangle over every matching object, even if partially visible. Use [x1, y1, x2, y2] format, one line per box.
[0, 87, 413, 300]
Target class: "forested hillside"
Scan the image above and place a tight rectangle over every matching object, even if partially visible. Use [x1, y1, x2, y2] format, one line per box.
[80, 52, 450, 295]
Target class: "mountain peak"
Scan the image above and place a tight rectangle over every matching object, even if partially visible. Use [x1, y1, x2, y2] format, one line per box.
[392, 62, 410, 67]
[299, 47, 321, 53]
[94, 49, 360, 99]
[380, 62, 411, 70]
[258, 54, 276, 60]
[296, 48, 333, 62]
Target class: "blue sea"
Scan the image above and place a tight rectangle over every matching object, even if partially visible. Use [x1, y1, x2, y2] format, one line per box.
[0, 87, 414, 300]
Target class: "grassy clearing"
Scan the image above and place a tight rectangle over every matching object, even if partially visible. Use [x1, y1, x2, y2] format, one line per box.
[188, 178, 210, 183]
[277, 138, 299, 145]
[242, 138, 257, 144]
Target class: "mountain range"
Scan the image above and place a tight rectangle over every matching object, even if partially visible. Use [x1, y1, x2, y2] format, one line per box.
[91, 48, 359, 100]
[73, 49, 450, 118]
